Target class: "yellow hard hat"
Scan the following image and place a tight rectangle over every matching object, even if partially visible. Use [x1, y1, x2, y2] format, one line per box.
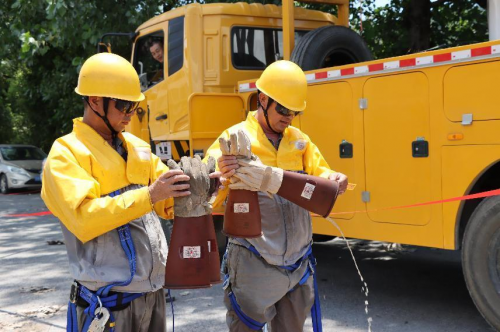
[256, 60, 307, 112]
[75, 53, 145, 102]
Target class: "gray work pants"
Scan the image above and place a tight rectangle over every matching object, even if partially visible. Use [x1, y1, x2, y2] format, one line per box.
[76, 288, 166, 332]
[224, 244, 315, 332]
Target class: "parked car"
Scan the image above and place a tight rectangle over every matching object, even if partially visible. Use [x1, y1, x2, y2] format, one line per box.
[0, 144, 47, 194]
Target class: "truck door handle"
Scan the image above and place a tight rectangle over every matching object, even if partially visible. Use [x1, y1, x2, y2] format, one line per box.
[412, 137, 429, 157]
[339, 140, 353, 158]
[156, 114, 168, 121]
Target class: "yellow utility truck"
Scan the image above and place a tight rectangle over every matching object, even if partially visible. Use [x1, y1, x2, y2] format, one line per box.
[118, 0, 369, 160]
[236, 36, 500, 330]
[102, 0, 500, 329]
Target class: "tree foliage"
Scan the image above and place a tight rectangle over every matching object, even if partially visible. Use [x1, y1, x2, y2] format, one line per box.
[0, 0, 489, 151]
[0, 0, 169, 150]
[352, 0, 487, 58]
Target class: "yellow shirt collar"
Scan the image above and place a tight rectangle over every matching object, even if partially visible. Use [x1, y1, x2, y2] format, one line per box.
[246, 110, 289, 139]
[73, 117, 127, 149]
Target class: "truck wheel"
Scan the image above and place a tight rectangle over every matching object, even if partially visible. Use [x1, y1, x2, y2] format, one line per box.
[462, 195, 500, 330]
[291, 25, 373, 71]
[0, 174, 9, 194]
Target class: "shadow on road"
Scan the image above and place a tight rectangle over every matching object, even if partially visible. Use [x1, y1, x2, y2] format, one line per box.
[311, 239, 494, 331]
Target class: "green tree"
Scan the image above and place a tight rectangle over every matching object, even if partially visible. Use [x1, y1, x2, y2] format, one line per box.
[354, 0, 488, 59]
[0, 0, 171, 151]
[0, 61, 14, 143]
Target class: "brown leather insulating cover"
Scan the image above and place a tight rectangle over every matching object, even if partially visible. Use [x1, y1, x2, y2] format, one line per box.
[205, 214, 222, 284]
[164, 216, 211, 289]
[277, 171, 339, 218]
[224, 190, 262, 238]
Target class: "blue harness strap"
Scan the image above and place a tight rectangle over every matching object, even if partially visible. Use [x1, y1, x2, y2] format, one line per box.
[308, 250, 322, 332]
[67, 189, 143, 332]
[228, 290, 267, 331]
[225, 244, 322, 332]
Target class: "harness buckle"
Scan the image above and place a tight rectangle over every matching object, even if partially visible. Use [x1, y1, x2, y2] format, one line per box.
[308, 260, 315, 275]
[69, 281, 79, 304]
[222, 277, 230, 290]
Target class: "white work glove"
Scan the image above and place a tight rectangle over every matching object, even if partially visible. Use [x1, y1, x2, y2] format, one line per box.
[219, 129, 283, 195]
[219, 129, 252, 159]
[230, 157, 283, 195]
[218, 129, 252, 184]
[167, 155, 216, 217]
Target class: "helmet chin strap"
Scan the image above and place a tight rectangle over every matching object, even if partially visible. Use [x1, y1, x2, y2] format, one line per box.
[85, 97, 119, 147]
[257, 91, 281, 135]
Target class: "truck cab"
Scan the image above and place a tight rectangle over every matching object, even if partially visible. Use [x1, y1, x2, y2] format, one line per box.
[126, 2, 336, 159]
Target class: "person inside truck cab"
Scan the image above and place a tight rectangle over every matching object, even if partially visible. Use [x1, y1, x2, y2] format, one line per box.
[205, 60, 348, 332]
[149, 39, 164, 64]
[147, 39, 164, 83]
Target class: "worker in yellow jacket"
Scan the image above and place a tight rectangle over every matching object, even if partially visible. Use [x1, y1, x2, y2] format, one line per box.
[41, 53, 190, 332]
[205, 60, 348, 332]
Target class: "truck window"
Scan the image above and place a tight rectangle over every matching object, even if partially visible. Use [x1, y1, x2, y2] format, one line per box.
[133, 32, 165, 91]
[231, 27, 308, 70]
[168, 16, 184, 76]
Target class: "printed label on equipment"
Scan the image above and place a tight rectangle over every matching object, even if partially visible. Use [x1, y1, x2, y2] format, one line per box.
[183, 246, 201, 259]
[234, 203, 249, 213]
[301, 183, 316, 200]
[156, 141, 172, 160]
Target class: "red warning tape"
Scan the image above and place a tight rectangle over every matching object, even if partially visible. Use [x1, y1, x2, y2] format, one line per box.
[5, 211, 52, 218]
[5, 189, 500, 218]
[324, 188, 500, 217]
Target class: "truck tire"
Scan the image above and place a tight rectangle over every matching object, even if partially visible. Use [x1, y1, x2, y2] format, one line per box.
[291, 25, 373, 71]
[462, 195, 500, 330]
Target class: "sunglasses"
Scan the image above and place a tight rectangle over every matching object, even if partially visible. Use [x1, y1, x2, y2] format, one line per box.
[275, 102, 303, 117]
[109, 98, 139, 115]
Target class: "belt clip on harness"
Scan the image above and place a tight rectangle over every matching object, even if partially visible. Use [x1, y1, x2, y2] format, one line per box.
[67, 189, 143, 332]
[222, 243, 322, 332]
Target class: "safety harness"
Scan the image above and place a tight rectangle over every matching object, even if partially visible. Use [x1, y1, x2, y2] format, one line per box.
[222, 242, 323, 332]
[67, 189, 143, 332]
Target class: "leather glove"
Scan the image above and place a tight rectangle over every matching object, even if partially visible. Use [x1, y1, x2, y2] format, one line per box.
[219, 129, 252, 159]
[219, 129, 283, 195]
[230, 157, 283, 195]
[218, 129, 252, 188]
[167, 155, 216, 218]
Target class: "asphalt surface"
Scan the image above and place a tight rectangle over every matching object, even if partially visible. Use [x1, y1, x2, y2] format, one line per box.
[0, 190, 495, 332]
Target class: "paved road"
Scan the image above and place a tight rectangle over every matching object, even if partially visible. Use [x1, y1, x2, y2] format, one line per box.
[0, 191, 495, 332]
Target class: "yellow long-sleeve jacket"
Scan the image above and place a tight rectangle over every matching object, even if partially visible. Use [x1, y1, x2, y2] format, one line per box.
[42, 118, 173, 243]
[206, 111, 335, 266]
[41, 118, 172, 292]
